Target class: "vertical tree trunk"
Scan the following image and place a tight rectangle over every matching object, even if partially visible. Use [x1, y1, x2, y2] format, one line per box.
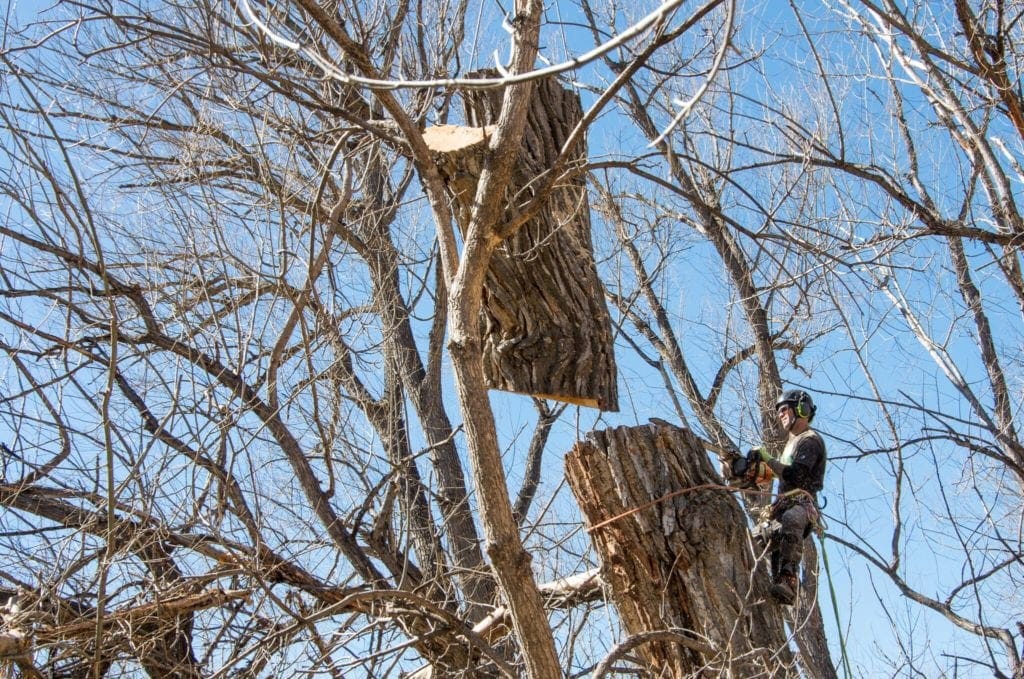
[565, 421, 796, 676]
[437, 3, 563, 674]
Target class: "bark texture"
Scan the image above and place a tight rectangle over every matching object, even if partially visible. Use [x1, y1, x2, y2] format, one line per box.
[788, 540, 838, 679]
[565, 421, 795, 676]
[423, 73, 618, 411]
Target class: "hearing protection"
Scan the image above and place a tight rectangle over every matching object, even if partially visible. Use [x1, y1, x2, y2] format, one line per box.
[776, 389, 816, 421]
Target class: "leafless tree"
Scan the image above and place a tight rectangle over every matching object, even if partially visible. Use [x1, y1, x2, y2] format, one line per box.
[0, 0, 1021, 677]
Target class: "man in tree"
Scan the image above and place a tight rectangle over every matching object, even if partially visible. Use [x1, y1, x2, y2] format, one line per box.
[758, 390, 827, 605]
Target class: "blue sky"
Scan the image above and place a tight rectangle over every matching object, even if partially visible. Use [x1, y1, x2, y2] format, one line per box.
[0, 0, 1020, 676]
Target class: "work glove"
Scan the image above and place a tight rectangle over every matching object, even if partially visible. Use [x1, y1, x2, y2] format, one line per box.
[752, 446, 773, 463]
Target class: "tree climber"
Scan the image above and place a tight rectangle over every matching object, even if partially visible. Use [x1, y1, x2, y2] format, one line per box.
[755, 390, 827, 605]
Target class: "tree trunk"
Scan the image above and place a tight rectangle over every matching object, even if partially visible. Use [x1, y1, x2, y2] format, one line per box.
[788, 540, 839, 679]
[436, 5, 564, 672]
[423, 73, 618, 411]
[565, 421, 795, 676]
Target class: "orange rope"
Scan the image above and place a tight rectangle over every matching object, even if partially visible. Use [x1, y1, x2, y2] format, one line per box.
[586, 483, 772, 533]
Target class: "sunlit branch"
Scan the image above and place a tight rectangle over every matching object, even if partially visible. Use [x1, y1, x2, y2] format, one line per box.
[237, 0, 693, 91]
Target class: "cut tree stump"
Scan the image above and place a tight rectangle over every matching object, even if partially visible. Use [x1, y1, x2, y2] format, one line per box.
[422, 72, 618, 411]
[565, 421, 795, 676]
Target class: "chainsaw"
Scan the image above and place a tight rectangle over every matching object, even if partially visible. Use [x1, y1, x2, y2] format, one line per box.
[729, 448, 774, 488]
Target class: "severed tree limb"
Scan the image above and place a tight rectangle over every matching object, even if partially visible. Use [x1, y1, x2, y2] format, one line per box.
[424, 73, 619, 412]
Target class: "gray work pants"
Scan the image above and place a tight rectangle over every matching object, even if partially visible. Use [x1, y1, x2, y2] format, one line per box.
[771, 502, 810, 578]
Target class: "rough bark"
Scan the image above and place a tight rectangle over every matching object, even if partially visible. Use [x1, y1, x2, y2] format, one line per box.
[422, 73, 619, 411]
[565, 421, 795, 676]
[787, 540, 838, 679]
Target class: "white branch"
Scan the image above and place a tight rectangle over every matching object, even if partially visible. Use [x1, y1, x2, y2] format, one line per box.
[237, 0, 691, 91]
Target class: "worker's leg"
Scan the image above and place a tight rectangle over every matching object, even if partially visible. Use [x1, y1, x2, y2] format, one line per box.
[775, 504, 809, 575]
[769, 504, 809, 604]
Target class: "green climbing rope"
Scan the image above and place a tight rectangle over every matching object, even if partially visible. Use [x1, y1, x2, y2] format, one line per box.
[820, 534, 854, 679]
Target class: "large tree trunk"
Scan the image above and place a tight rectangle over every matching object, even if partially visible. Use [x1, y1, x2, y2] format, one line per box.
[423, 72, 618, 411]
[565, 421, 796, 676]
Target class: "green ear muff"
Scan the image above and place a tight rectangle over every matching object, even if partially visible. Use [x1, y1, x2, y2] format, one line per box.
[776, 389, 816, 421]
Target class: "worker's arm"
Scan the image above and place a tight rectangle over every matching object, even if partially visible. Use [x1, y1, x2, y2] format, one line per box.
[758, 437, 824, 489]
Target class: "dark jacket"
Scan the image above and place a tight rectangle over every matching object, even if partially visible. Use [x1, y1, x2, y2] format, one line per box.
[777, 429, 826, 496]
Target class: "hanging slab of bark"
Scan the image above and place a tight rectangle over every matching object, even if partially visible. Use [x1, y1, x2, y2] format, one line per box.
[565, 421, 795, 676]
[422, 71, 618, 411]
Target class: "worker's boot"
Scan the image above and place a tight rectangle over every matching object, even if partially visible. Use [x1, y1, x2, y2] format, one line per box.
[770, 572, 798, 605]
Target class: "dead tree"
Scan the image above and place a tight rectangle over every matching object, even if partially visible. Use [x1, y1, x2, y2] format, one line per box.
[565, 421, 796, 676]
[423, 73, 618, 411]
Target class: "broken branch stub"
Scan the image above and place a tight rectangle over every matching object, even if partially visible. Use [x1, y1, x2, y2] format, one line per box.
[565, 421, 794, 676]
[422, 72, 618, 411]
